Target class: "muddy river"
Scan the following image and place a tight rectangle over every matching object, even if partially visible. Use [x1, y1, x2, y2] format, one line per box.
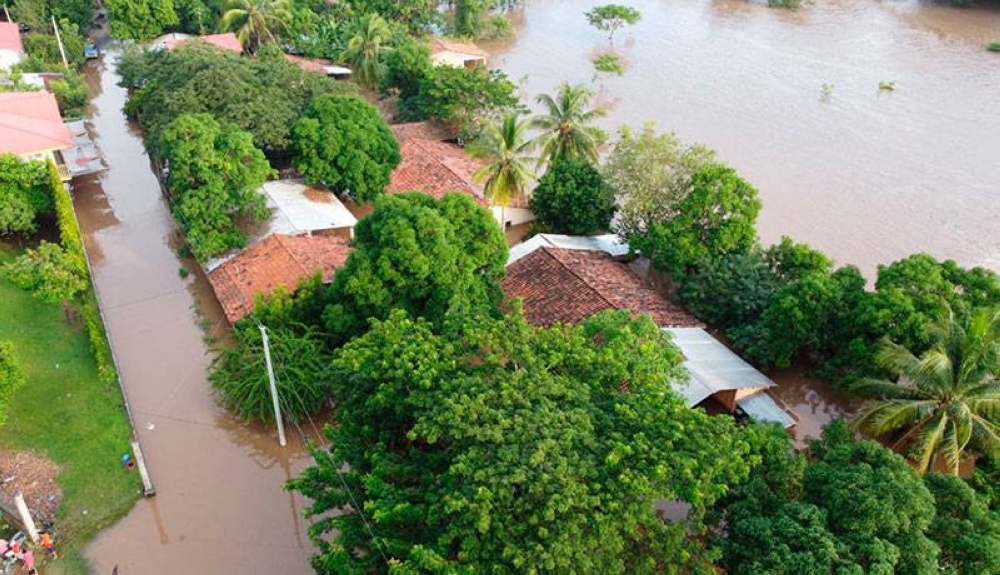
[74, 51, 313, 574]
[486, 0, 1000, 277]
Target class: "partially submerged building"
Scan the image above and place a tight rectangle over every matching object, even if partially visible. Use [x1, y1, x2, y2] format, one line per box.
[205, 180, 358, 324]
[284, 54, 351, 79]
[150, 32, 243, 54]
[0, 21, 24, 70]
[502, 234, 796, 428]
[431, 39, 488, 69]
[389, 123, 535, 229]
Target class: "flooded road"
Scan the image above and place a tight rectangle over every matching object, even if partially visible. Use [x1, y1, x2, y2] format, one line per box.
[74, 51, 313, 574]
[487, 0, 1000, 276]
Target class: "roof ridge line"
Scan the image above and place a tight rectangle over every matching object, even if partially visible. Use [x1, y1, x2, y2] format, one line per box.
[541, 247, 620, 313]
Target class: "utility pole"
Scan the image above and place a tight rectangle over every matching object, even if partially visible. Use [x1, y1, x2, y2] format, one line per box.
[51, 15, 68, 69]
[259, 324, 286, 447]
[3, 5, 11, 23]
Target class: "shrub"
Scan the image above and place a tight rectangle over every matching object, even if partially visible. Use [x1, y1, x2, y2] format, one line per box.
[0, 155, 51, 236]
[210, 324, 332, 424]
[530, 159, 616, 235]
[2, 241, 88, 303]
[80, 301, 117, 384]
[50, 73, 89, 118]
[593, 53, 625, 75]
[987, 41, 1000, 53]
[768, 0, 803, 8]
[0, 342, 26, 427]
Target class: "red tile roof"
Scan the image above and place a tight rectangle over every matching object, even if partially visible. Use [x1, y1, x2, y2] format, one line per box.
[285, 54, 332, 74]
[206, 234, 352, 324]
[0, 92, 73, 155]
[388, 137, 529, 208]
[390, 122, 450, 142]
[161, 33, 242, 53]
[0, 22, 22, 54]
[502, 247, 702, 328]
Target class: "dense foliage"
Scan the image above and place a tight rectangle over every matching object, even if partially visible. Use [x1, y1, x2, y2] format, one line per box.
[717, 421, 941, 574]
[585, 4, 642, 44]
[160, 113, 273, 261]
[530, 82, 607, 166]
[2, 241, 88, 303]
[320, 192, 507, 345]
[467, 113, 537, 207]
[106, 0, 180, 40]
[291, 94, 400, 204]
[531, 158, 615, 234]
[0, 155, 52, 236]
[119, 42, 347, 156]
[852, 306, 1000, 475]
[0, 342, 25, 428]
[210, 322, 331, 423]
[925, 473, 1000, 574]
[291, 309, 753, 573]
[398, 64, 521, 129]
[11, 0, 93, 31]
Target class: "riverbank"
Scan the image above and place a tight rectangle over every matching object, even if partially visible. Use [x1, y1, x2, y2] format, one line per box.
[0, 246, 141, 573]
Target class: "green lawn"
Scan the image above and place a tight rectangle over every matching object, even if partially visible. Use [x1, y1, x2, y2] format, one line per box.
[0, 247, 141, 573]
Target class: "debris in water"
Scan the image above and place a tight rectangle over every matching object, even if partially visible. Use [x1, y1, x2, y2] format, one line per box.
[878, 80, 897, 91]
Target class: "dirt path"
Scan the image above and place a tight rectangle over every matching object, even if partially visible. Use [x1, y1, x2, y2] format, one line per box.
[73, 50, 314, 575]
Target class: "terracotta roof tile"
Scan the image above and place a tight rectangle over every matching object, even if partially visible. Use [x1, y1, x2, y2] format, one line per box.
[207, 234, 352, 324]
[160, 33, 242, 53]
[501, 247, 702, 328]
[432, 39, 488, 58]
[388, 138, 529, 208]
[0, 22, 22, 54]
[390, 122, 450, 142]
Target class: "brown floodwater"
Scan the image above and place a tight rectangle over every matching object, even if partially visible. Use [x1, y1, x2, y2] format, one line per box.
[485, 0, 1000, 277]
[74, 51, 314, 574]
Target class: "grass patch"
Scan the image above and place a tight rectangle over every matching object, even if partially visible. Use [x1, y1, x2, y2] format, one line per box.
[987, 41, 1000, 53]
[0, 247, 141, 573]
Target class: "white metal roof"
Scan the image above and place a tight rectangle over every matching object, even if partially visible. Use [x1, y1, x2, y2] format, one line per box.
[664, 327, 776, 407]
[737, 392, 796, 429]
[261, 180, 357, 237]
[507, 234, 630, 265]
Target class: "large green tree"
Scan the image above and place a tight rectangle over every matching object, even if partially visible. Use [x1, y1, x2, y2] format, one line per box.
[291, 94, 400, 204]
[399, 64, 521, 130]
[119, 42, 346, 155]
[0, 155, 51, 237]
[924, 473, 1000, 574]
[1, 241, 88, 303]
[585, 4, 642, 44]
[468, 113, 537, 208]
[160, 113, 273, 261]
[530, 158, 615, 235]
[290, 309, 752, 573]
[633, 164, 762, 276]
[530, 82, 607, 166]
[106, 0, 180, 41]
[852, 306, 1000, 475]
[320, 192, 507, 345]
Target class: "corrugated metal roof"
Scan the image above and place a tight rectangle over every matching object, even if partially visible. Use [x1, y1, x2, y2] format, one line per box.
[507, 234, 630, 265]
[664, 327, 776, 407]
[738, 392, 796, 429]
[262, 180, 357, 236]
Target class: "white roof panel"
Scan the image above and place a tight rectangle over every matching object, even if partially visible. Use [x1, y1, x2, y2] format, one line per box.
[262, 180, 357, 236]
[664, 327, 776, 406]
[506, 233, 630, 265]
[738, 392, 796, 428]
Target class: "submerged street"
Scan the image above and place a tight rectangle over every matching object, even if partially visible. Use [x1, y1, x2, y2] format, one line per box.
[74, 50, 313, 574]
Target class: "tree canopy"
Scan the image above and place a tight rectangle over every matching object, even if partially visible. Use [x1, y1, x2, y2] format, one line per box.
[531, 158, 615, 235]
[1, 241, 87, 303]
[398, 64, 521, 130]
[468, 113, 537, 207]
[319, 192, 507, 346]
[160, 113, 273, 261]
[290, 308, 753, 573]
[0, 155, 52, 237]
[106, 0, 180, 41]
[119, 42, 348, 156]
[291, 94, 400, 204]
[585, 4, 642, 44]
[530, 82, 607, 166]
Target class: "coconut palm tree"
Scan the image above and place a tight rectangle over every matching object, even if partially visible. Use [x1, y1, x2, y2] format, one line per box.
[469, 113, 538, 220]
[341, 14, 393, 89]
[530, 82, 607, 167]
[220, 0, 291, 53]
[852, 306, 1000, 475]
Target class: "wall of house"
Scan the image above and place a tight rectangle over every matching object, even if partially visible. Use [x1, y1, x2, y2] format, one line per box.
[493, 206, 535, 228]
[712, 389, 738, 412]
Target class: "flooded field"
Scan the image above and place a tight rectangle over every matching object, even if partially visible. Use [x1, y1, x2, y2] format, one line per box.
[74, 51, 313, 574]
[486, 0, 1000, 277]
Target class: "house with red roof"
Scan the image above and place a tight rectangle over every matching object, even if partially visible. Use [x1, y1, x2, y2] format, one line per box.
[0, 91, 75, 179]
[388, 123, 536, 230]
[501, 234, 796, 429]
[150, 32, 243, 54]
[0, 21, 24, 70]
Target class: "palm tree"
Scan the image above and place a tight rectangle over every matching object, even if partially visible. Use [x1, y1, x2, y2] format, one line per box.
[852, 306, 1000, 475]
[530, 82, 607, 167]
[220, 0, 291, 53]
[341, 14, 393, 89]
[468, 113, 538, 221]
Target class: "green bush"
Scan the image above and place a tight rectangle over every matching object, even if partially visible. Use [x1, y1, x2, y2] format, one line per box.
[50, 73, 89, 118]
[1, 241, 88, 303]
[530, 159, 616, 235]
[49, 161, 88, 277]
[593, 53, 625, 75]
[0, 155, 52, 236]
[210, 324, 332, 424]
[80, 300, 117, 384]
[0, 341, 26, 427]
[768, 0, 803, 8]
[987, 41, 1000, 53]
